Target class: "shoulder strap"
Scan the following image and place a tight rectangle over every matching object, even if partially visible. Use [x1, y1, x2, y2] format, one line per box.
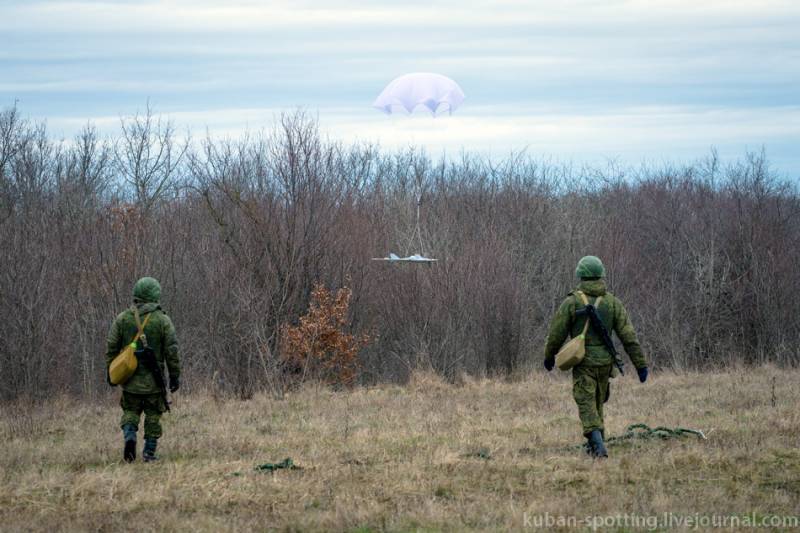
[576, 292, 605, 336]
[583, 295, 605, 336]
[575, 290, 589, 306]
[575, 291, 591, 336]
[131, 306, 152, 344]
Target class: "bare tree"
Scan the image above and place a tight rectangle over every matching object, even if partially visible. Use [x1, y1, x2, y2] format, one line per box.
[1, 102, 799, 401]
[114, 103, 187, 210]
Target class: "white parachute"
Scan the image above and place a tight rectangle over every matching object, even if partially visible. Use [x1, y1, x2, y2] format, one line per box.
[372, 73, 465, 116]
[372, 73, 465, 265]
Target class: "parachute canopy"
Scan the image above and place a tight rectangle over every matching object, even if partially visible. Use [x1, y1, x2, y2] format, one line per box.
[373, 73, 465, 116]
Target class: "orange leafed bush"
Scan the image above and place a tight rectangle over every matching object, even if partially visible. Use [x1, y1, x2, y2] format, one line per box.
[280, 283, 370, 387]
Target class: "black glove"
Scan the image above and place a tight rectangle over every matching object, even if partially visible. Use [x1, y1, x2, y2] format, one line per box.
[107, 370, 117, 387]
[544, 358, 555, 372]
[637, 366, 649, 383]
[169, 376, 180, 393]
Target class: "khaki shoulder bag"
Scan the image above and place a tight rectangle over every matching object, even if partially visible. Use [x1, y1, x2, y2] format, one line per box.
[555, 291, 604, 371]
[108, 307, 152, 385]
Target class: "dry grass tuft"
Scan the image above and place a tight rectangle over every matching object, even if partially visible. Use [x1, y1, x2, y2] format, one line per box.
[1, 367, 798, 531]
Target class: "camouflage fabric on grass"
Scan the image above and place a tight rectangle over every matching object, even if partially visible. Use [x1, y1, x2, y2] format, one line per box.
[120, 391, 166, 439]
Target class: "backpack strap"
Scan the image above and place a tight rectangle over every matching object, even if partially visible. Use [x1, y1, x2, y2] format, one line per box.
[576, 291, 605, 336]
[575, 291, 591, 336]
[132, 306, 152, 344]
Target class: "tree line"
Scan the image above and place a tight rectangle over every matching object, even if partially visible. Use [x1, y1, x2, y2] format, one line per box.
[1, 103, 798, 400]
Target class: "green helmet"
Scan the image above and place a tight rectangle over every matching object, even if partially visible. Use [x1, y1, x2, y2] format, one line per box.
[575, 256, 605, 279]
[133, 277, 161, 303]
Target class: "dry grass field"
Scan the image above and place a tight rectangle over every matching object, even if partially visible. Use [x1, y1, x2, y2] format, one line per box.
[1, 367, 799, 532]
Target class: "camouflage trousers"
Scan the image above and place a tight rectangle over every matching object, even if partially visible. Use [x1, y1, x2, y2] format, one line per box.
[572, 364, 612, 436]
[120, 392, 167, 439]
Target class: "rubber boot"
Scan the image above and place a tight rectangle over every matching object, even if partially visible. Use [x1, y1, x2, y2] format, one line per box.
[143, 437, 159, 462]
[588, 429, 608, 458]
[122, 424, 137, 463]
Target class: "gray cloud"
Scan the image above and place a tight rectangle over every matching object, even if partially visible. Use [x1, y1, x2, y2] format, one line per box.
[1, 0, 798, 174]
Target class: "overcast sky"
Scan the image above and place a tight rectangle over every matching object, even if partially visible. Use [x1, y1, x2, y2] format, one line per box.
[2, 0, 799, 175]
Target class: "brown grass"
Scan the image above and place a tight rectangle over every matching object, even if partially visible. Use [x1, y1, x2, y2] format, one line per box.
[1, 367, 799, 532]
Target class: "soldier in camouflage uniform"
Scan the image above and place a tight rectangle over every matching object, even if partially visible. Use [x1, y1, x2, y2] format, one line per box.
[543, 256, 648, 458]
[106, 277, 180, 462]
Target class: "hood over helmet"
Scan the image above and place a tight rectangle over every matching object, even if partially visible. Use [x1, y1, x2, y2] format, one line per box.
[133, 277, 161, 304]
[575, 256, 606, 279]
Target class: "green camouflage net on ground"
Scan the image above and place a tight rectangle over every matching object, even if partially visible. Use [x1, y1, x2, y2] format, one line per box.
[606, 423, 706, 444]
[254, 458, 300, 472]
[572, 423, 706, 452]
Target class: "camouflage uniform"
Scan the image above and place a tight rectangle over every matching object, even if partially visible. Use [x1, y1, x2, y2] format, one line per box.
[544, 257, 647, 455]
[106, 277, 179, 460]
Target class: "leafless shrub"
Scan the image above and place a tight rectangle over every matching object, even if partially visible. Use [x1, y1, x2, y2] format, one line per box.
[0, 103, 798, 400]
[114, 103, 187, 209]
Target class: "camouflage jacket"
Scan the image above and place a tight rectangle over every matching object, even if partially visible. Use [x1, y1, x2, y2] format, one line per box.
[544, 279, 646, 369]
[105, 302, 180, 394]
